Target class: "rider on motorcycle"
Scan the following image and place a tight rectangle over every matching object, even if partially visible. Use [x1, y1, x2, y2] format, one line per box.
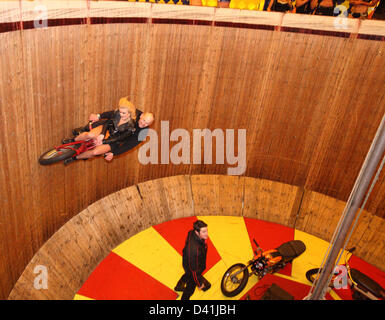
[64, 97, 154, 163]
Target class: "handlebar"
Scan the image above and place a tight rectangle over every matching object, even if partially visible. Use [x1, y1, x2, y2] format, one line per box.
[347, 247, 356, 253]
[253, 238, 263, 255]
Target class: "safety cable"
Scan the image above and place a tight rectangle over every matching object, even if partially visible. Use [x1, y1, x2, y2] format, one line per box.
[306, 114, 385, 299]
[306, 202, 348, 297]
[306, 178, 354, 297]
[306, 210, 346, 298]
[333, 153, 385, 277]
[306, 152, 385, 299]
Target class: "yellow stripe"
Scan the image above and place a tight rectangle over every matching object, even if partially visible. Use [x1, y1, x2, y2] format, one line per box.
[190, 260, 226, 300]
[197, 216, 254, 267]
[292, 229, 331, 285]
[292, 229, 349, 287]
[112, 227, 184, 291]
[73, 293, 94, 300]
[329, 290, 342, 300]
[189, 259, 259, 300]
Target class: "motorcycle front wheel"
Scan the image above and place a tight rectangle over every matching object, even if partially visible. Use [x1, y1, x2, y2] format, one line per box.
[39, 147, 76, 165]
[221, 263, 249, 297]
[306, 268, 322, 284]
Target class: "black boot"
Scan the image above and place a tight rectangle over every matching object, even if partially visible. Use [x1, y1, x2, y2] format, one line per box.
[174, 274, 187, 292]
[201, 276, 211, 292]
[72, 124, 90, 137]
[62, 138, 75, 144]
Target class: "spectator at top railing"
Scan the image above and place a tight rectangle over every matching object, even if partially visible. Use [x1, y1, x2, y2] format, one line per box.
[311, 0, 336, 15]
[267, 0, 294, 12]
[349, 0, 380, 18]
[293, 0, 312, 13]
[117, 0, 384, 20]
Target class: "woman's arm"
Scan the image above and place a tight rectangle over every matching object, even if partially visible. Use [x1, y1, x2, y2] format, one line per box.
[89, 110, 115, 122]
[102, 125, 136, 145]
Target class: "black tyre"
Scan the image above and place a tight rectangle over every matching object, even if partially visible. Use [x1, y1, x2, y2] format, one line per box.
[306, 268, 322, 284]
[39, 147, 76, 165]
[306, 268, 341, 289]
[352, 290, 369, 300]
[221, 263, 249, 297]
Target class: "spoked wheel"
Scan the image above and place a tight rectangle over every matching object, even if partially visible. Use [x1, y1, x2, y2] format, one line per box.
[39, 147, 76, 165]
[221, 263, 249, 297]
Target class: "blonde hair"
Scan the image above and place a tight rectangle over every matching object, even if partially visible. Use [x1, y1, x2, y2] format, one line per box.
[118, 97, 136, 121]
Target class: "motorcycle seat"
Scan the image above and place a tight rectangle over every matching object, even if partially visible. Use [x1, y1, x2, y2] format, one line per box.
[350, 268, 385, 299]
[276, 240, 306, 262]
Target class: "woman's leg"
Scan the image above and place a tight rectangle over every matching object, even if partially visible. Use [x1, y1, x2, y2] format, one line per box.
[75, 125, 103, 141]
[76, 144, 111, 159]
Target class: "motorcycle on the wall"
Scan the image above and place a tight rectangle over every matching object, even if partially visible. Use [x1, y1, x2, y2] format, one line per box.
[221, 239, 306, 297]
[39, 122, 97, 165]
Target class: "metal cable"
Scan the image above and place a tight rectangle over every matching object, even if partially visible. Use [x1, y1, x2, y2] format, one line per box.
[307, 115, 385, 299]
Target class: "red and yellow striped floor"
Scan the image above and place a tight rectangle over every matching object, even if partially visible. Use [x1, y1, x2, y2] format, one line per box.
[73, 216, 385, 300]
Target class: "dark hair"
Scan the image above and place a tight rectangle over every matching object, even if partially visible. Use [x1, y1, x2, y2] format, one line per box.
[193, 220, 207, 233]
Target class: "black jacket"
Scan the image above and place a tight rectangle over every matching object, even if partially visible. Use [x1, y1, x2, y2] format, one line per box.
[182, 230, 208, 286]
[100, 109, 149, 156]
[99, 109, 136, 144]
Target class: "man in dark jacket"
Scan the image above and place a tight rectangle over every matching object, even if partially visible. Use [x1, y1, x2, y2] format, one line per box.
[175, 220, 211, 300]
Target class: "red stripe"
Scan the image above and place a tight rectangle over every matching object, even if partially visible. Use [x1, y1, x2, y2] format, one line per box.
[187, 232, 201, 286]
[196, 246, 199, 272]
[77, 252, 177, 300]
[188, 232, 192, 270]
[152, 217, 221, 276]
[192, 271, 201, 287]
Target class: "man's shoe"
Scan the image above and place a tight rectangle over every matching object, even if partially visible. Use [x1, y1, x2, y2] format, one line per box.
[202, 282, 211, 292]
[174, 275, 187, 292]
[174, 279, 187, 292]
[174, 284, 186, 292]
[202, 278, 211, 291]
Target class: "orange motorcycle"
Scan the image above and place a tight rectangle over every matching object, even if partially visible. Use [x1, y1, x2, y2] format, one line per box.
[221, 239, 306, 297]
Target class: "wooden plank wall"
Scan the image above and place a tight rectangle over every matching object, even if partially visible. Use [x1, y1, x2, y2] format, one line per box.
[8, 175, 385, 300]
[1, 1, 385, 299]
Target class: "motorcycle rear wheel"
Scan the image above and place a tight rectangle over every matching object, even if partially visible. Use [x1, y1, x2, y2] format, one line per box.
[39, 147, 76, 165]
[221, 263, 249, 297]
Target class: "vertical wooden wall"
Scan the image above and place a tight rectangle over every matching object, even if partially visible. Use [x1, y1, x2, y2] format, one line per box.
[1, 4, 385, 299]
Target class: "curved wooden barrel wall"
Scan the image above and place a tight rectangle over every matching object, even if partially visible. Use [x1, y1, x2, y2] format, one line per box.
[1, 1, 385, 299]
[8, 174, 385, 299]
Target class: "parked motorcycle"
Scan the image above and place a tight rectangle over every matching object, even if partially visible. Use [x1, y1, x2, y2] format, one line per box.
[306, 247, 385, 300]
[221, 239, 306, 297]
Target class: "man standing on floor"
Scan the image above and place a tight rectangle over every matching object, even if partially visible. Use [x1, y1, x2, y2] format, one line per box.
[174, 220, 211, 300]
